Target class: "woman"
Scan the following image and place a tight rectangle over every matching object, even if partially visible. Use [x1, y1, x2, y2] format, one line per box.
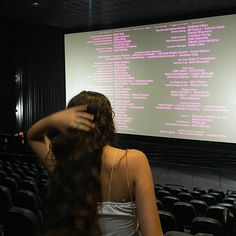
[27, 91, 163, 236]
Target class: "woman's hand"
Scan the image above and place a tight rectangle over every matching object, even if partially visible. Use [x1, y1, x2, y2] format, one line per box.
[27, 105, 96, 173]
[50, 105, 96, 135]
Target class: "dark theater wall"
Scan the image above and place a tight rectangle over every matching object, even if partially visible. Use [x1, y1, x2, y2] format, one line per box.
[152, 163, 236, 193]
[0, 23, 65, 134]
[16, 24, 65, 131]
[0, 24, 17, 134]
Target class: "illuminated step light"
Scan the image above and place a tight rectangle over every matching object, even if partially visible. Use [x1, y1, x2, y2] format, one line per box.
[31, 2, 40, 7]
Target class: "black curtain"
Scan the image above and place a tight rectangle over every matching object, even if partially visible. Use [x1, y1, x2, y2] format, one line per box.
[0, 24, 17, 134]
[15, 24, 65, 131]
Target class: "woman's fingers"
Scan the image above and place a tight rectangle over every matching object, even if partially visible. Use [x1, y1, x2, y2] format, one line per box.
[74, 106, 96, 129]
[70, 118, 94, 131]
[76, 117, 95, 129]
[77, 112, 94, 121]
[72, 106, 94, 121]
[64, 105, 96, 131]
[76, 122, 92, 132]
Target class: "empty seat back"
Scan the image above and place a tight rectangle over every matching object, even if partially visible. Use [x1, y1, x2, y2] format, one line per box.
[170, 188, 182, 197]
[157, 199, 164, 210]
[157, 190, 171, 201]
[206, 205, 235, 236]
[201, 194, 216, 206]
[4, 206, 40, 236]
[165, 231, 193, 235]
[223, 197, 236, 205]
[0, 185, 13, 216]
[190, 191, 201, 200]
[172, 202, 196, 231]
[208, 192, 222, 203]
[190, 200, 207, 217]
[162, 196, 179, 212]
[190, 216, 224, 236]
[0, 177, 18, 197]
[159, 210, 177, 233]
[178, 192, 193, 203]
[14, 190, 43, 225]
[218, 202, 235, 215]
[193, 188, 206, 195]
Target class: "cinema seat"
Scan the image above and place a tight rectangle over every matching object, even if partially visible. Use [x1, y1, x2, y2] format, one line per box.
[157, 199, 164, 210]
[162, 196, 179, 212]
[14, 190, 43, 225]
[4, 207, 40, 236]
[172, 202, 196, 231]
[206, 205, 235, 236]
[190, 200, 208, 217]
[201, 194, 216, 206]
[157, 190, 171, 201]
[159, 210, 178, 233]
[0, 185, 13, 218]
[165, 231, 193, 235]
[178, 192, 193, 203]
[190, 191, 201, 200]
[190, 217, 224, 236]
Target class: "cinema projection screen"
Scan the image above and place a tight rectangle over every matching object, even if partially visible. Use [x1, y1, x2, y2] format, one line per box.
[64, 14, 236, 143]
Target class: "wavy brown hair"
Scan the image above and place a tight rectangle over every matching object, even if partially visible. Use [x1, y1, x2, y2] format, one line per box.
[43, 91, 115, 236]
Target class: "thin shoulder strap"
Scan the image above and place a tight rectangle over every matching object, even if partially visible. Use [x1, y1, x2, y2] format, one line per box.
[125, 150, 139, 231]
[125, 149, 133, 203]
[108, 151, 118, 201]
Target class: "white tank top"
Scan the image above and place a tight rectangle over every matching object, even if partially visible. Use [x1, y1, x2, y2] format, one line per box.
[98, 201, 138, 235]
[98, 150, 140, 235]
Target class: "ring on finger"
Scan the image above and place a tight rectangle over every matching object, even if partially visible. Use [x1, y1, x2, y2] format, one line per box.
[77, 117, 83, 124]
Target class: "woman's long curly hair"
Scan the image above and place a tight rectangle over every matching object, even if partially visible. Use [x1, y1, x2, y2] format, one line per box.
[44, 91, 115, 236]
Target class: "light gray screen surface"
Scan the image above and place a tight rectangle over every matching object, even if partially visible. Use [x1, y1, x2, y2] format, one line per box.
[65, 14, 236, 143]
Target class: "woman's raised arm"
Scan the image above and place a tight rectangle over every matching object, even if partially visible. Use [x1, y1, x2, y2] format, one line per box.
[27, 105, 95, 173]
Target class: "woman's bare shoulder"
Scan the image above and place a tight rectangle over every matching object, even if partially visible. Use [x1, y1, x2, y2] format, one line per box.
[125, 149, 149, 170]
[127, 148, 146, 156]
[127, 148, 147, 160]
[103, 146, 148, 165]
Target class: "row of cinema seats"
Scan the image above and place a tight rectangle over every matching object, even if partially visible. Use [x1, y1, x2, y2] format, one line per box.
[155, 184, 236, 236]
[165, 231, 215, 236]
[1, 152, 236, 236]
[0, 155, 49, 236]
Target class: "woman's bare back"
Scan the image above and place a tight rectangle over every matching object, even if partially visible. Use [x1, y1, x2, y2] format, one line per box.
[100, 145, 135, 202]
